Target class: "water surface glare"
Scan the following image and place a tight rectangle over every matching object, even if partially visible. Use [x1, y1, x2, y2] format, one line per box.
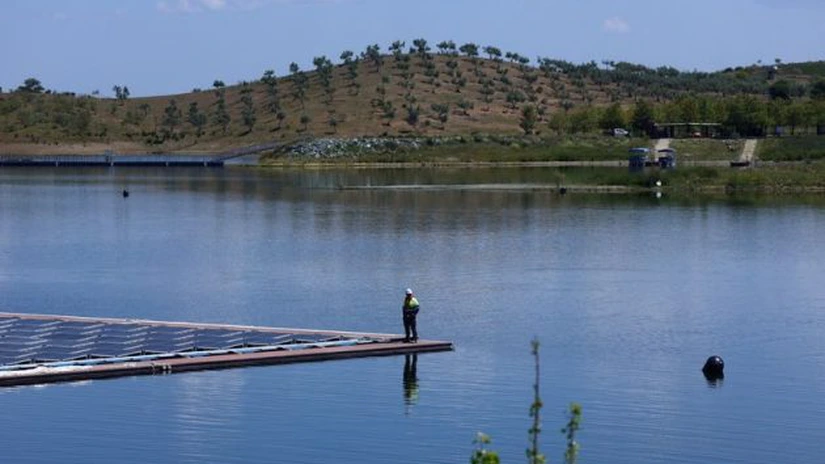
[1, 167, 824, 463]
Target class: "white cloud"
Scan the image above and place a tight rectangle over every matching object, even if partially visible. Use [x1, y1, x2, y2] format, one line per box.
[157, 0, 344, 13]
[157, 0, 323, 13]
[201, 0, 227, 10]
[603, 17, 630, 34]
[157, 0, 230, 13]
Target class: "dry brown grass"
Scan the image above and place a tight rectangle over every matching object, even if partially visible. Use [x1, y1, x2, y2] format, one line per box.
[1, 54, 628, 154]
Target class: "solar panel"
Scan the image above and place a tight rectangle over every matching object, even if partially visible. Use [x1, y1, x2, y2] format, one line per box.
[0, 315, 374, 369]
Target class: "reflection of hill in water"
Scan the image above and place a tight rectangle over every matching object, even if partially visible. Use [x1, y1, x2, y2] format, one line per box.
[90, 166, 825, 230]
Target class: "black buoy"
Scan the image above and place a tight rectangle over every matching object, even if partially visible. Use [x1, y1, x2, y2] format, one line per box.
[122, 189, 129, 198]
[559, 187, 568, 195]
[702, 355, 725, 380]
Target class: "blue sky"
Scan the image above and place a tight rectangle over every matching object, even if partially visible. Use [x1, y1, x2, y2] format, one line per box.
[2, 0, 823, 97]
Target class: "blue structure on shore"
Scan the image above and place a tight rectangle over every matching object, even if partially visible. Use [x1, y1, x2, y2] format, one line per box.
[628, 147, 677, 172]
[657, 148, 677, 169]
[628, 147, 651, 172]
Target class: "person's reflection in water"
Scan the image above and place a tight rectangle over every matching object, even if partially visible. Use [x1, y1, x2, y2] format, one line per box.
[403, 354, 419, 412]
[705, 377, 724, 389]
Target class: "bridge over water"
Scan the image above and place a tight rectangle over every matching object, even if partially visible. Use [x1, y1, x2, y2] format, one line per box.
[0, 141, 282, 167]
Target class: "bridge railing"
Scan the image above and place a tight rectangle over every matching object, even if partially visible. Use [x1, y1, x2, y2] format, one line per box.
[1, 141, 283, 166]
[0, 154, 223, 166]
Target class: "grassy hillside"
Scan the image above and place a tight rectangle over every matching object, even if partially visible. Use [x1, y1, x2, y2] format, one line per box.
[1, 40, 824, 155]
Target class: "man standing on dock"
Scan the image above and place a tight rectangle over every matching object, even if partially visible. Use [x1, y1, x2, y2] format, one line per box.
[402, 288, 420, 342]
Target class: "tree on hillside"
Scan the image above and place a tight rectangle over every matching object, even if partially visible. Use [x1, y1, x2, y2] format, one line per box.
[17, 78, 44, 93]
[445, 56, 460, 77]
[480, 78, 496, 109]
[261, 69, 277, 87]
[569, 107, 598, 134]
[724, 96, 768, 136]
[423, 60, 439, 88]
[381, 101, 396, 126]
[506, 89, 526, 110]
[412, 38, 431, 60]
[362, 44, 383, 73]
[313, 55, 335, 104]
[537, 57, 558, 79]
[460, 43, 484, 78]
[389, 40, 406, 59]
[599, 102, 626, 130]
[187, 102, 207, 137]
[453, 74, 468, 93]
[769, 80, 792, 100]
[372, 74, 390, 109]
[784, 102, 810, 135]
[813, 101, 825, 135]
[631, 100, 656, 136]
[548, 110, 571, 135]
[457, 99, 474, 116]
[213, 95, 231, 134]
[459, 43, 479, 59]
[340, 50, 361, 95]
[437, 40, 456, 55]
[483, 46, 502, 61]
[405, 104, 420, 127]
[517, 55, 531, 73]
[112, 85, 130, 102]
[810, 80, 825, 101]
[674, 96, 700, 123]
[261, 69, 281, 115]
[696, 97, 722, 122]
[240, 87, 256, 134]
[767, 99, 787, 131]
[289, 62, 308, 109]
[520, 104, 538, 135]
[431, 103, 449, 129]
[313, 56, 333, 82]
[162, 99, 182, 137]
[403, 77, 417, 105]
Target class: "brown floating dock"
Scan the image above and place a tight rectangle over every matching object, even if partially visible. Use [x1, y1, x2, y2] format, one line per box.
[0, 312, 453, 387]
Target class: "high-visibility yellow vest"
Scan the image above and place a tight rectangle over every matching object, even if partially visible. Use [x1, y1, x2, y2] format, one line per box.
[403, 297, 419, 312]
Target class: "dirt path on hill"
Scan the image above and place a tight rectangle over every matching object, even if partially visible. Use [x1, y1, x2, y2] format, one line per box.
[741, 139, 757, 163]
[654, 138, 671, 151]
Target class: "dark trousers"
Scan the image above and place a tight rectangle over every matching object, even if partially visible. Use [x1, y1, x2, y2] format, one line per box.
[403, 310, 418, 341]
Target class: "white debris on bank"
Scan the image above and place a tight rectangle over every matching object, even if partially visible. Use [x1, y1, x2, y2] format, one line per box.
[272, 135, 534, 160]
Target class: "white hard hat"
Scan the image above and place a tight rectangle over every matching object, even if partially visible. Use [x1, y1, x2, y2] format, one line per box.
[405, 288, 413, 295]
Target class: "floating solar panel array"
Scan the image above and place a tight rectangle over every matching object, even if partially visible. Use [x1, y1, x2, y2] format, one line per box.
[0, 315, 364, 369]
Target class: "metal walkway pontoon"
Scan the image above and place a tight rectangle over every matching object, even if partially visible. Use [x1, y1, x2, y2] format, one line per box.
[0, 313, 452, 387]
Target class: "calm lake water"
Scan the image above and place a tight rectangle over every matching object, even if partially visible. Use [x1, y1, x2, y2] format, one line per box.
[1, 166, 825, 464]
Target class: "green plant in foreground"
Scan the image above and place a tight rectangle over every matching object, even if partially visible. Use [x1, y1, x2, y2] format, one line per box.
[472, 339, 582, 463]
[562, 403, 582, 464]
[471, 432, 501, 464]
[527, 338, 545, 464]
